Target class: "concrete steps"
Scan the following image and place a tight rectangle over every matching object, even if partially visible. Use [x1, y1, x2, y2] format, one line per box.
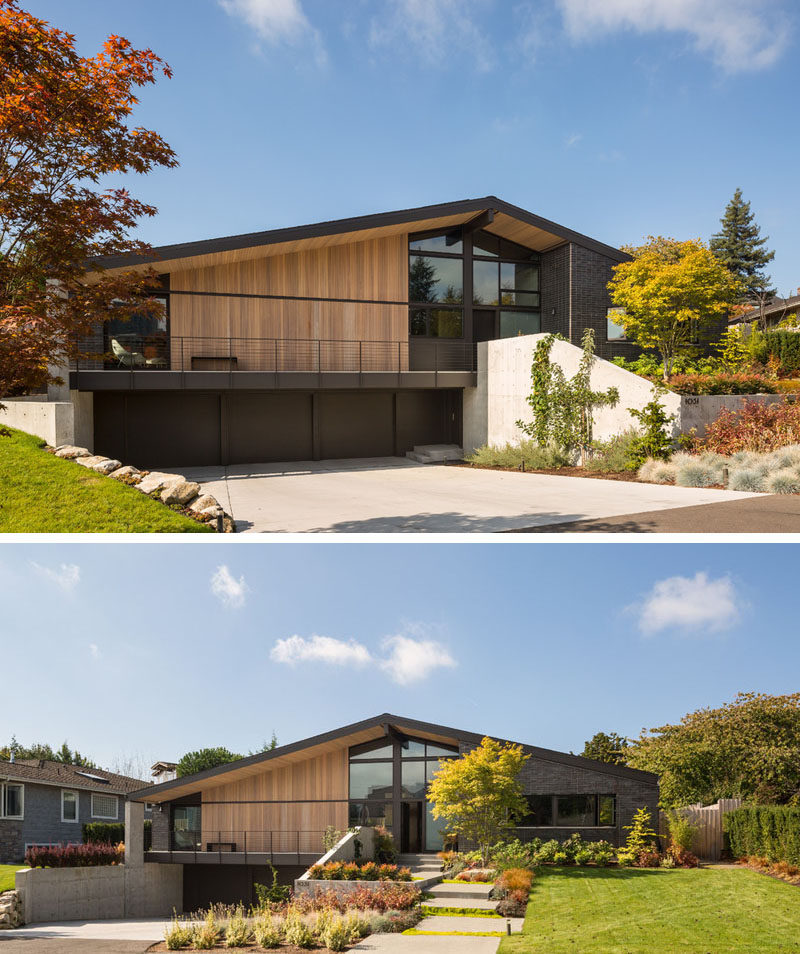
[427, 882, 492, 901]
[405, 445, 464, 464]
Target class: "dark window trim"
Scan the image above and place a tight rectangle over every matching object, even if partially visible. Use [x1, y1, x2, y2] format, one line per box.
[519, 793, 617, 828]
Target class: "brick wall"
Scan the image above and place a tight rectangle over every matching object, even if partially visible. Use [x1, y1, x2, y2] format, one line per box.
[570, 245, 641, 362]
[150, 805, 170, 851]
[540, 245, 570, 339]
[0, 822, 23, 864]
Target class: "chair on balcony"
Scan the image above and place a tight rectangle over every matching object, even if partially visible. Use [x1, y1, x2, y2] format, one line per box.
[111, 337, 145, 368]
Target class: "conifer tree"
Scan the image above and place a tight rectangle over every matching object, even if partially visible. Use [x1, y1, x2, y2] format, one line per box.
[711, 188, 775, 302]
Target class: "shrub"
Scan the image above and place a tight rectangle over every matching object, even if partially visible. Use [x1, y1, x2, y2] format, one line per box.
[496, 867, 533, 894]
[496, 895, 528, 917]
[284, 910, 315, 948]
[665, 810, 698, 853]
[467, 440, 571, 471]
[25, 842, 123, 867]
[617, 808, 658, 867]
[627, 388, 676, 467]
[319, 914, 352, 951]
[191, 911, 219, 950]
[82, 822, 125, 845]
[224, 906, 252, 948]
[762, 331, 800, 375]
[591, 843, 615, 867]
[665, 846, 699, 868]
[700, 399, 800, 454]
[323, 826, 343, 852]
[573, 848, 593, 865]
[724, 806, 800, 866]
[255, 863, 291, 906]
[455, 868, 496, 882]
[307, 860, 410, 882]
[373, 826, 397, 863]
[675, 461, 718, 487]
[531, 840, 560, 864]
[634, 847, 663, 868]
[164, 916, 193, 950]
[584, 430, 640, 473]
[728, 468, 765, 492]
[766, 468, 800, 494]
[253, 915, 284, 948]
[668, 373, 776, 395]
[486, 838, 532, 872]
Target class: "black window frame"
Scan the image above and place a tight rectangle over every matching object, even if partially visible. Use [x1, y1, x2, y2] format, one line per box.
[517, 793, 617, 828]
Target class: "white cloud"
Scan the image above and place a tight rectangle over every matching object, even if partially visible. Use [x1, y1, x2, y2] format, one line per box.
[219, 0, 326, 65]
[556, 0, 790, 73]
[270, 634, 373, 667]
[565, 132, 582, 147]
[30, 562, 81, 592]
[634, 572, 742, 635]
[380, 634, 457, 685]
[369, 0, 494, 71]
[89, 643, 100, 659]
[210, 565, 248, 609]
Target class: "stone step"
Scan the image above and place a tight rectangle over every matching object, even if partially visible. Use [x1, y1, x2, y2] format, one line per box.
[405, 445, 464, 464]
[428, 882, 493, 900]
[423, 898, 499, 912]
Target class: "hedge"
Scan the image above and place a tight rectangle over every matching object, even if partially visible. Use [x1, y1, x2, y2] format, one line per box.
[83, 819, 152, 848]
[723, 806, 800, 865]
[763, 332, 800, 375]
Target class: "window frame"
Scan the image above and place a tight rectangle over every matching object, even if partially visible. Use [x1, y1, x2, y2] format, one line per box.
[90, 792, 119, 820]
[1, 782, 24, 820]
[517, 793, 617, 829]
[61, 789, 79, 823]
[606, 307, 630, 343]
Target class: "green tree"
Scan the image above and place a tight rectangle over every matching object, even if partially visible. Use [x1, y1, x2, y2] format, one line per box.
[625, 692, 800, 808]
[427, 737, 530, 866]
[617, 807, 658, 866]
[176, 747, 242, 778]
[1, 737, 94, 766]
[608, 237, 741, 379]
[581, 732, 629, 765]
[713, 325, 752, 372]
[711, 188, 775, 303]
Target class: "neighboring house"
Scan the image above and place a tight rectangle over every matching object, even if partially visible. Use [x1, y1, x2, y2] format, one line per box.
[128, 713, 658, 910]
[729, 291, 800, 329]
[62, 196, 635, 468]
[0, 759, 151, 863]
[151, 761, 178, 783]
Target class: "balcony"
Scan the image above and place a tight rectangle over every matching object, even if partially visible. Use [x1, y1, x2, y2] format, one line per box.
[146, 829, 326, 866]
[71, 336, 478, 391]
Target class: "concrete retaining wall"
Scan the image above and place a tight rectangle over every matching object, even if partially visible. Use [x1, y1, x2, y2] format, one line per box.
[0, 392, 93, 450]
[15, 863, 181, 924]
[679, 393, 785, 437]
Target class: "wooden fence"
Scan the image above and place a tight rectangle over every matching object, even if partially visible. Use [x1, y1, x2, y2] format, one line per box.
[659, 798, 742, 861]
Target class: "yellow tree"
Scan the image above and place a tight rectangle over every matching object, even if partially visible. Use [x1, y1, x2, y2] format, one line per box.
[607, 237, 741, 380]
[427, 737, 529, 866]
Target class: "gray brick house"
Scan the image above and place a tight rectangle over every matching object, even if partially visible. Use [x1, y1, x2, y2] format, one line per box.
[0, 759, 150, 863]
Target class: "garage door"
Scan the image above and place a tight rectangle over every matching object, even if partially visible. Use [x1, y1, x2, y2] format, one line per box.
[318, 392, 395, 459]
[227, 393, 313, 463]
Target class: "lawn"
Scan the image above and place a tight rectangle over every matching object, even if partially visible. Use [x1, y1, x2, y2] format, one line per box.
[498, 866, 800, 954]
[0, 427, 213, 533]
[0, 864, 24, 892]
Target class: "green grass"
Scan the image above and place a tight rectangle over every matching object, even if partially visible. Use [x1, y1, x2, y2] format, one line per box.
[0, 865, 25, 892]
[498, 866, 800, 954]
[420, 905, 501, 918]
[0, 427, 213, 533]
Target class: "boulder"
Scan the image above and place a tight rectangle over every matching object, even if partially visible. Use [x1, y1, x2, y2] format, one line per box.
[109, 465, 141, 482]
[189, 493, 219, 512]
[136, 472, 183, 495]
[161, 480, 201, 506]
[75, 455, 107, 468]
[54, 445, 91, 459]
[91, 458, 122, 475]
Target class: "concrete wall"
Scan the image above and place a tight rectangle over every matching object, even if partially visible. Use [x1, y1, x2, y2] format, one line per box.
[15, 862, 182, 924]
[462, 334, 682, 456]
[0, 398, 75, 448]
[679, 393, 785, 438]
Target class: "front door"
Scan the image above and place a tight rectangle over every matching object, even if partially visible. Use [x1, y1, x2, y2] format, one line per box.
[473, 309, 497, 343]
[401, 802, 423, 853]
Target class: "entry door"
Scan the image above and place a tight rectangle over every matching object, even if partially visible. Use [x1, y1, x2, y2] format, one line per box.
[473, 309, 497, 343]
[402, 802, 423, 853]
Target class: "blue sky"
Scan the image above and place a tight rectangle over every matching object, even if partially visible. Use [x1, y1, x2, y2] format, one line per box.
[24, 0, 800, 295]
[3, 542, 797, 776]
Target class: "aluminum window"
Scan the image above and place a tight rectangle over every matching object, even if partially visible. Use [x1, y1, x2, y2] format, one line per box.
[91, 793, 118, 820]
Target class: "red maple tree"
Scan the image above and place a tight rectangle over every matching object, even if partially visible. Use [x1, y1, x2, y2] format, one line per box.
[0, 0, 178, 401]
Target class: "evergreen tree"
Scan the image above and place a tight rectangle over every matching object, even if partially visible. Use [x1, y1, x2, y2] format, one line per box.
[711, 188, 775, 302]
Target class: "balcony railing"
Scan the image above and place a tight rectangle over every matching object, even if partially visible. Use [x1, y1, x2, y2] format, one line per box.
[152, 829, 326, 863]
[74, 336, 477, 375]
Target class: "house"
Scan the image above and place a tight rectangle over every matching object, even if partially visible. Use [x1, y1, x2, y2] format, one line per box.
[729, 291, 800, 329]
[127, 713, 658, 910]
[151, 761, 178, 783]
[0, 759, 151, 863]
[60, 196, 634, 468]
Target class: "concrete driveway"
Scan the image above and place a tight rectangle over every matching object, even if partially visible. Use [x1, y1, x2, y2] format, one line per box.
[172, 458, 760, 533]
[0, 917, 165, 952]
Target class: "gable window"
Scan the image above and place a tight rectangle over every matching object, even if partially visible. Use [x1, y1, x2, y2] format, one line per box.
[1, 783, 24, 819]
[91, 793, 118, 820]
[61, 790, 78, 822]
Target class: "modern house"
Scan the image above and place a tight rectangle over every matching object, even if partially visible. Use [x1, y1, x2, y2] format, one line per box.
[128, 713, 658, 909]
[60, 196, 633, 467]
[0, 759, 151, 863]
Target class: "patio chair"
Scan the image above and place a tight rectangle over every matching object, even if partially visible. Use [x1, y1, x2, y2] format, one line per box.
[111, 337, 145, 368]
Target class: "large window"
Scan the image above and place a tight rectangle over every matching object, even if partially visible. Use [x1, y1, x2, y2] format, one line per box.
[1, 783, 24, 819]
[409, 233, 464, 340]
[518, 794, 616, 828]
[61, 790, 78, 823]
[91, 793, 118, 820]
[172, 805, 201, 850]
[349, 761, 393, 800]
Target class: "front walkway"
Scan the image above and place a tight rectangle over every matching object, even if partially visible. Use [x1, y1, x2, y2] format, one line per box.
[0, 916, 166, 941]
[171, 458, 760, 533]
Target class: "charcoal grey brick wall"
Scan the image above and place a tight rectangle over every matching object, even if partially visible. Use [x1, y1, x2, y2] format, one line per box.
[151, 805, 170, 851]
[540, 244, 570, 340]
[458, 741, 658, 848]
[570, 245, 641, 362]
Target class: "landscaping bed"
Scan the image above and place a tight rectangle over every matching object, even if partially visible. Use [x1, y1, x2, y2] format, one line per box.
[0, 427, 214, 533]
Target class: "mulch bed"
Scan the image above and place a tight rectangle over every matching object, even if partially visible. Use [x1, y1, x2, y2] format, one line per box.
[455, 461, 732, 490]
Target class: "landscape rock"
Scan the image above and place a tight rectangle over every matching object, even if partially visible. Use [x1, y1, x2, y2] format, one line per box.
[109, 465, 141, 482]
[0, 890, 23, 929]
[75, 455, 107, 469]
[136, 472, 183, 495]
[54, 445, 91, 459]
[91, 458, 122, 475]
[189, 493, 219, 512]
[161, 480, 201, 506]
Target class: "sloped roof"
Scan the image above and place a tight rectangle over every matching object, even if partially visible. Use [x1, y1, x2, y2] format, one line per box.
[0, 759, 148, 794]
[729, 293, 800, 324]
[128, 712, 656, 803]
[95, 196, 627, 274]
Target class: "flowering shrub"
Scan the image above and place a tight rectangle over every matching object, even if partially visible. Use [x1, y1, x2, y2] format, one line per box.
[698, 400, 800, 454]
[306, 861, 411, 882]
[293, 884, 419, 913]
[668, 373, 776, 395]
[25, 841, 124, 867]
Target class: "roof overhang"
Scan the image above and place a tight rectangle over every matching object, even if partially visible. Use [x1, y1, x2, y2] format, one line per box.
[127, 712, 656, 804]
[94, 196, 627, 277]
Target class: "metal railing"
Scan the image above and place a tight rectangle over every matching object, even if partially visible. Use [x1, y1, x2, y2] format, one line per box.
[74, 336, 477, 375]
[152, 829, 326, 863]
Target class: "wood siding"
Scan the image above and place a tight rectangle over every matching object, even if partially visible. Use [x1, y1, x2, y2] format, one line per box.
[169, 235, 408, 371]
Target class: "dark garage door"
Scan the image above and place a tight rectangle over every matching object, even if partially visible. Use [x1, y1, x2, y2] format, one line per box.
[93, 390, 460, 468]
